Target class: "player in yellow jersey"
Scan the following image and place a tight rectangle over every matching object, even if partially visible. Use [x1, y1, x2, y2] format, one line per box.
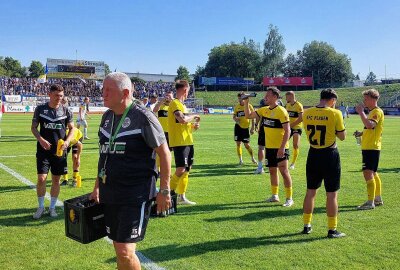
[244, 87, 294, 207]
[61, 128, 84, 187]
[153, 91, 174, 147]
[285, 91, 303, 170]
[301, 88, 346, 238]
[168, 80, 200, 205]
[354, 89, 384, 210]
[233, 92, 256, 165]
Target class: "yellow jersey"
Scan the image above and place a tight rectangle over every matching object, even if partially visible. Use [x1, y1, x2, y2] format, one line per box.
[303, 107, 345, 149]
[285, 101, 303, 129]
[256, 105, 290, 149]
[168, 99, 193, 147]
[234, 103, 254, 129]
[66, 129, 83, 146]
[157, 103, 169, 132]
[361, 107, 384, 150]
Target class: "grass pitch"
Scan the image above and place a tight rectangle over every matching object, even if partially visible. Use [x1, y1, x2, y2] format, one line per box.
[0, 113, 399, 270]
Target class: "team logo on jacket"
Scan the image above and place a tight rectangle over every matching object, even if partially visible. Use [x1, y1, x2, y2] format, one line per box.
[122, 117, 131, 128]
[57, 109, 64, 117]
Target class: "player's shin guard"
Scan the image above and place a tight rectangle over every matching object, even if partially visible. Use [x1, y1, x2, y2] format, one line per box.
[285, 186, 293, 200]
[292, 148, 299, 164]
[176, 172, 189, 194]
[327, 216, 338, 231]
[63, 174, 68, 181]
[366, 178, 376, 201]
[170, 174, 180, 191]
[73, 170, 79, 179]
[271, 185, 279, 196]
[237, 145, 242, 159]
[374, 173, 382, 196]
[303, 213, 312, 226]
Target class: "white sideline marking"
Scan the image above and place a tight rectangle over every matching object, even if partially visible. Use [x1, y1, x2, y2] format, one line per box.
[0, 162, 165, 270]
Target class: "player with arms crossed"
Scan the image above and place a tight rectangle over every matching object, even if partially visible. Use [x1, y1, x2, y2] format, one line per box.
[355, 89, 384, 210]
[301, 88, 346, 238]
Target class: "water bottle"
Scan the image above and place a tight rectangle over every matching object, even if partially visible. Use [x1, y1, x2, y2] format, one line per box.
[56, 139, 64, 157]
[240, 92, 257, 100]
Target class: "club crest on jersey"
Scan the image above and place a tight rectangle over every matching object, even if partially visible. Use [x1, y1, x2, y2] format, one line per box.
[104, 119, 109, 128]
[44, 110, 48, 114]
[56, 109, 64, 117]
[122, 117, 131, 128]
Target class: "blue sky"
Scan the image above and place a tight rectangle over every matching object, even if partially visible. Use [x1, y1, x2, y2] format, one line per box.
[1, 0, 399, 80]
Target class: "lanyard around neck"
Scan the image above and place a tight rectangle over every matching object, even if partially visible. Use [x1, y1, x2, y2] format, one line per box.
[109, 103, 133, 148]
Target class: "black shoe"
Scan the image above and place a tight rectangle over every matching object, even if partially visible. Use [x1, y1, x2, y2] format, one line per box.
[61, 180, 68, 186]
[302, 226, 312, 234]
[327, 230, 346, 238]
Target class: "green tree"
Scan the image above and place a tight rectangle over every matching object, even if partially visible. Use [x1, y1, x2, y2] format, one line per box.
[28, 60, 44, 78]
[130, 76, 146, 85]
[1, 56, 26, 77]
[204, 43, 261, 79]
[104, 63, 111, 75]
[0, 57, 7, 76]
[300, 41, 352, 87]
[193, 65, 205, 86]
[262, 24, 286, 77]
[365, 71, 377, 85]
[175, 66, 191, 82]
[283, 50, 304, 77]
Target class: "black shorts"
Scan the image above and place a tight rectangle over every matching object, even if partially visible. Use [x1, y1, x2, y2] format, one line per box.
[36, 151, 68, 175]
[362, 150, 380, 172]
[290, 128, 302, 138]
[173, 145, 194, 171]
[164, 132, 172, 151]
[234, 124, 250, 143]
[265, 148, 289, 167]
[258, 129, 265, 147]
[306, 147, 341, 192]
[67, 137, 83, 154]
[104, 202, 151, 243]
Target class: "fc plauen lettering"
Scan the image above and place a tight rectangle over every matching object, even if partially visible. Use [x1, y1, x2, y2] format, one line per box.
[44, 123, 63, 129]
[100, 142, 126, 154]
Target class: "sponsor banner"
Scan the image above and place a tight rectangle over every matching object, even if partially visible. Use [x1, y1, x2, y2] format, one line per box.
[4, 95, 22, 103]
[207, 107, 233, 114]
[46, 58, 105, 80]
[263, 77, 313, 86]
[4, 104, 108, 113]
[200, 77, 254, 86]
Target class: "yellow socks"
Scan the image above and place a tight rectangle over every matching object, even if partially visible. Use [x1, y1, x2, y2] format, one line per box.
[73, 171, 79, 179]
[292, 148, 299, 164]
[374, 173, 382, 197]
[170, 174, 180, 191]
[176, 172, 189, 194]
[237, 145, 242, 159]
[271, 185, 279, 196]
[63, 174, 68, 181]
[285, 187, 293, 200]
[303, 213, 313, 226]
[366, 178, 376, 201]
[328, 216, 338, 231]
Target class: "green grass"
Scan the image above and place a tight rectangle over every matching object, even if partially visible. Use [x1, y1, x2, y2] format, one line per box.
[0, 113, 399, 270]
[196, 83, 400, 107]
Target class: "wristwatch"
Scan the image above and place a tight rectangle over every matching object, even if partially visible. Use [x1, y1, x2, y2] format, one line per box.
[159, 189, 170, 196]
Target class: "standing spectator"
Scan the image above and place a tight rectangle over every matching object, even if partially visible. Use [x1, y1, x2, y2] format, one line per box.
[90, 72, 171, 270]
[31, 84, 75, 219]
[77, 97, 90, 139]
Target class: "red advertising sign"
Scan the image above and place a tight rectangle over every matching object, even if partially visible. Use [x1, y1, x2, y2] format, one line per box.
[263, 77, 313, 86]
